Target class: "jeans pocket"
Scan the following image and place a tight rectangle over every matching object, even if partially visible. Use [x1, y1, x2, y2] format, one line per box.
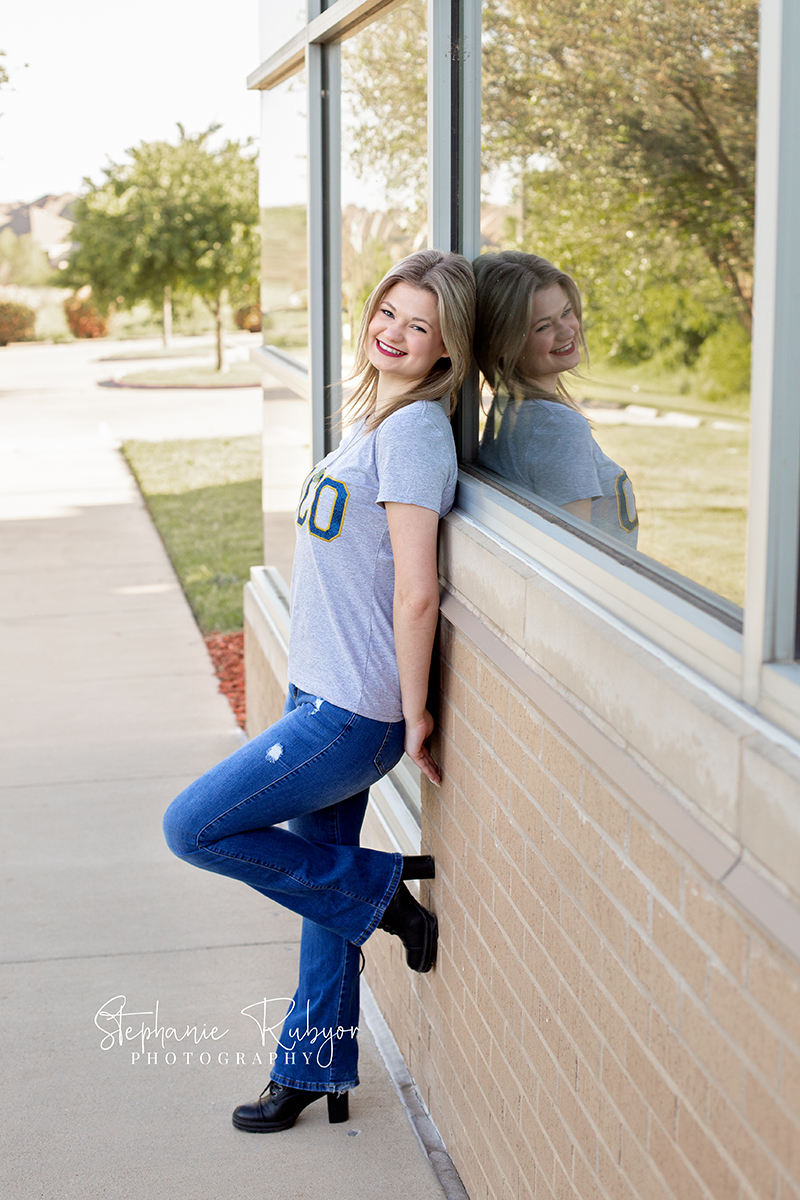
[373, 720, 404, 777]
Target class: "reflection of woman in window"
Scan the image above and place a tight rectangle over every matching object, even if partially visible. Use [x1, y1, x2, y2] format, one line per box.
[474, 250, 638, 546]
[163, 250, 476, 1133]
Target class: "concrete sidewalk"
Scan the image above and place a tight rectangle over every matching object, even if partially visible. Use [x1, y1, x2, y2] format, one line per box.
[0, 340, 449, 1199]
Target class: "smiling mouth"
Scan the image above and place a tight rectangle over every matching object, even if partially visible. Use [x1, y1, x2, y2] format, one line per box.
[376, 338, 406, 358]
[552, 341, 577, 357]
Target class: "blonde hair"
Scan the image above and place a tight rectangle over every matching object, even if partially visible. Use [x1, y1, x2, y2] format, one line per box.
[346, 249, 476, 429]
[472, 250, 587, 408]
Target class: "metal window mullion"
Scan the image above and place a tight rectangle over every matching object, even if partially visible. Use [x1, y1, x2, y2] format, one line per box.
[454, 0, 482, 462]
[427, 0, 454, 250]
[742, 0, 800, 701]
[306, 42, 342, 462]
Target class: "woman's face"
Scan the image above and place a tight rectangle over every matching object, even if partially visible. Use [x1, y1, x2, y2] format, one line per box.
[517, 283, 581, 392]
[366, 282, 448, 396]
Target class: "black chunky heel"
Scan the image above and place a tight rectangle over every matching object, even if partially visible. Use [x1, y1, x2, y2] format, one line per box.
[400, 854, 436, 880]
[327, 1091, 349, 1123]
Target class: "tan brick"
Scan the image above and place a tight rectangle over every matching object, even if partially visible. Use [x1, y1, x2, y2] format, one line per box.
[652, 902, 708, 998]
[583, 872, 627, 959]
[629, 818, 681, 909]
[780, 1174, 800, 1200]
[559, 984, 601, 1075]
[708, 1085, 777, 1200]
[491, 882, 526, 959]
[453, 710, 481, 771]
[538, 1087, 575, 1174]
[493, 720, 526, 786]
[625, 1030, 678, 1132]
[457, 780, 485, 851]
[576, 1059, 622, 1159]
[543, 908, 581, 997]
[649, 1117, 706, 1200]
[509, 777, 543, 851]
[582, 773, 627, 847]
[602, 1047, 648, 1143]
[749, 948, 800, 1050]
[581, 973, 627, 1064]
[511, 860, 545, 940]
[525, 928, 559, 1011]
[629, 928, 679, 1025]
[522, 1009, 559, 1099]
[560, 796, 601, 871]
[745, 1070, 800, 1179]
[561, 895, 602, 980]
[524, 752, 561, 823]
[556, 1080, 597, 1168]
[602, 843, 649, 928]
[678, 1103, 741, 1200]
[480, 824, 513, 894]
[439, 731, 466, 794]
[602, 951, 650, 1042]
[437, 694, 456, 740]
[684, 881, 749, 981]
[541, 827, 582, 900]
[527, 845, 561, 922]
[540, 997, 578, 1086]
[509, 689, 543, 756]
[482, 738, 512, 803]
[479, 660, 509, 720]
[681, 992, 744, 1102]
[573, 1149, 608, 1200]
[464, 684, 494, 741]
[500, 940, 536, 1018]
[783, 1046, 800, 1121]
[710, 967, 780, 1083]
[596, 1140, 639, 1200]
[494, 800, 526, 876]
[620, 1126, 672, 1200]
[450, 633, 479, 689]
[542, 729, 582, 799]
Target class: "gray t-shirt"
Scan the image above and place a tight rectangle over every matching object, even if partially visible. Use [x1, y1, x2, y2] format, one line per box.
[479, 396, 638, 547]
[288, 400, 457, 722]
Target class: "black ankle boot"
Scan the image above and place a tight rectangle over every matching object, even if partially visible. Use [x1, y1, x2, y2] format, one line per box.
[232, 1081, 349, 1132]
[379, 880, 438, 973]
[400, 854, 436, 880]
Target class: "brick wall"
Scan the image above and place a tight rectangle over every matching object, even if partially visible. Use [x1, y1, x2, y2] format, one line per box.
[364, 617, 800, 1200]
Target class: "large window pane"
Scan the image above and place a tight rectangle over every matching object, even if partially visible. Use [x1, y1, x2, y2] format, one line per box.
[478, 1, 757, 609]
[260, 72, 308, 364]
[340, 0, 427, 377]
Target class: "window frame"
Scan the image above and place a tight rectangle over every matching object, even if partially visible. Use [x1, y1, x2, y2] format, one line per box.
[249, 0, 800, 739]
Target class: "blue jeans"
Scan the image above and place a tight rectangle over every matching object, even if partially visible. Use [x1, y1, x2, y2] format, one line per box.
[163, 686, 405, 1093]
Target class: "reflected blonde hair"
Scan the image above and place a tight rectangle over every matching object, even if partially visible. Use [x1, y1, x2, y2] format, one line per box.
[347, 249, 476, 429]
[472, 250, 587, 408]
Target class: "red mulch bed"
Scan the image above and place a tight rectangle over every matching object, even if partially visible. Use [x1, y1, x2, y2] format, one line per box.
[205, 632, 246, 728]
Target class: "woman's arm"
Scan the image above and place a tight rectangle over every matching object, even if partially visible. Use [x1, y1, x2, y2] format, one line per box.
[385, 501, 442, 785]
[561, 498, 592, 522]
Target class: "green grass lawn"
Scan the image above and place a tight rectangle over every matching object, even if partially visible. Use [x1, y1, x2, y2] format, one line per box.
[122, 436, 263, 633]
[593, 423, 749, 607]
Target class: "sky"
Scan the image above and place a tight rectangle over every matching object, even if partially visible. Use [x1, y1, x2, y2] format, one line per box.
[0, 0, 264, 203]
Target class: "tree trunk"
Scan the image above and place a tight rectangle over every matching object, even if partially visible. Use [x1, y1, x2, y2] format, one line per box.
[162, 286, 172, 348]
[215, 295, 227, 372]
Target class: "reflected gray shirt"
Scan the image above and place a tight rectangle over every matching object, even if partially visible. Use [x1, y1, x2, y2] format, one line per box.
[288, 400, 457, 722]
[479, 396, 638, 547]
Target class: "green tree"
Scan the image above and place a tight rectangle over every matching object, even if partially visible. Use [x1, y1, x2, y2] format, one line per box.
[65, 126, 259, 367]
[0, 229, 52, 287]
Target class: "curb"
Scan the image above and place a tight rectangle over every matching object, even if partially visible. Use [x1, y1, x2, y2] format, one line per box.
[99, 376, 261, 390]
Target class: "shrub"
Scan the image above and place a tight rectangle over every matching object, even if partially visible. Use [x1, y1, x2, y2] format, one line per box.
[233, 304, 262, 333]
[0, 301, 36, 345]
[695, 319, 751, 404]
[64, 293, 108, 338]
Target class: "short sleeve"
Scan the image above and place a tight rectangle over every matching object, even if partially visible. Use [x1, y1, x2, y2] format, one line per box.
[374, 402, 457, 517]
[526, 403, 602, 506]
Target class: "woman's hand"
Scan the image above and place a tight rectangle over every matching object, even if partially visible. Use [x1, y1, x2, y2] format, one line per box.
[404, 709, 441, 786]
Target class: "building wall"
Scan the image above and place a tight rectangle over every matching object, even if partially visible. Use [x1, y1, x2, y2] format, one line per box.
[245, 513, 800, 1200]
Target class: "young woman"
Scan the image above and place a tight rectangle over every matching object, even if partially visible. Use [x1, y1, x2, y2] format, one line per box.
[163, 249, 475, 1132]
[474, 250, 638, 546]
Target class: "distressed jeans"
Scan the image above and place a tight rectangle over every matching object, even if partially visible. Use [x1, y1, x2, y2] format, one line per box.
[163, 685, 405, 1093]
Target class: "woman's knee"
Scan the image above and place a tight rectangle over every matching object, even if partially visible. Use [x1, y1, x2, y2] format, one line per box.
[163, 783, 206, 857]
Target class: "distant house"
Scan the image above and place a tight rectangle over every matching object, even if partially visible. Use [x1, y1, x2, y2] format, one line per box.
[0, 194, 76, 266]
